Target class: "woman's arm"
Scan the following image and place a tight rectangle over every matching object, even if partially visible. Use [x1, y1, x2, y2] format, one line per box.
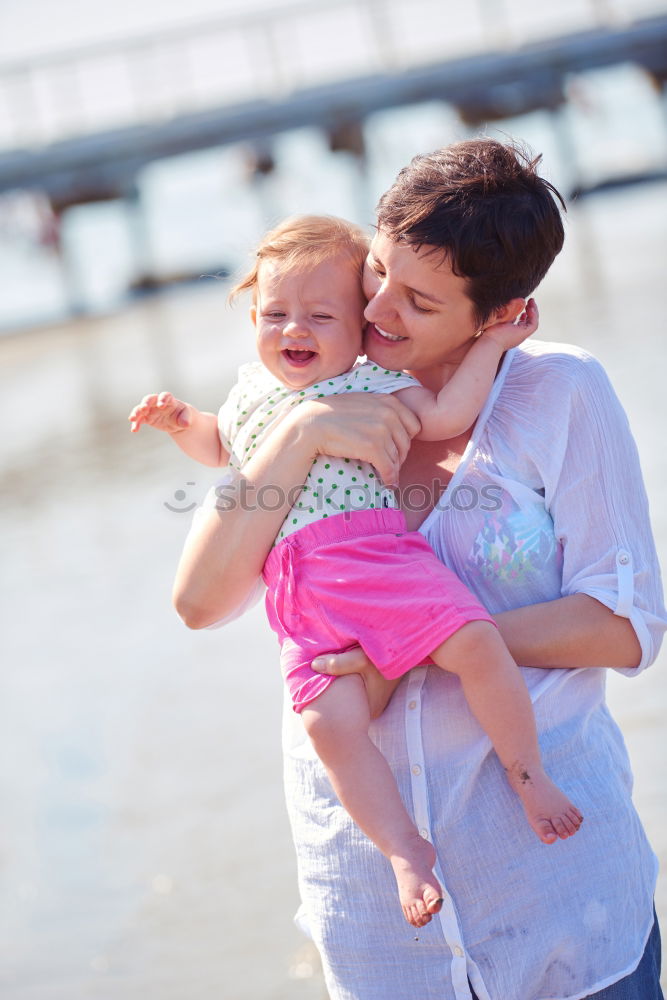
[173, 393, 420, 628]
[314, 355, 665, 698]
[541, 353, 666, 674]
[494, 593, 641, 669]
[311, 591, 642, 719]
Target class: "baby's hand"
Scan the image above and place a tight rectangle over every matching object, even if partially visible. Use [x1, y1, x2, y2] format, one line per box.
[483, 298, 539, 350]
[128, 391, 194, 434]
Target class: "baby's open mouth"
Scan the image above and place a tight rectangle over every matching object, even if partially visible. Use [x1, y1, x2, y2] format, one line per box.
[283, 349, 317, 364]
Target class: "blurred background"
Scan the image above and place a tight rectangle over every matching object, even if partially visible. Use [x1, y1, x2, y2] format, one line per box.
[1, 0, 666, 997]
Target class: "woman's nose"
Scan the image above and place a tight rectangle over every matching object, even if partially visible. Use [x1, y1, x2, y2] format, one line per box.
[364, 283, 391, 325]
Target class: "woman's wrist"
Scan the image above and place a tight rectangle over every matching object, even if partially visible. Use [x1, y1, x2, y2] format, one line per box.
[274, 393, 420, 486]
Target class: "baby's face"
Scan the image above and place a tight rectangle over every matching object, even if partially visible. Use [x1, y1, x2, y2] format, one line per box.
[251, 255, 366, 390]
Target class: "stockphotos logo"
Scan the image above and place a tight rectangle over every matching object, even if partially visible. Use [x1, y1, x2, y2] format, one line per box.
[164, 479, 503, 514]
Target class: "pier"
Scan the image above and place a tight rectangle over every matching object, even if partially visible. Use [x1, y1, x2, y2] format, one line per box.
[2, 1, 667, 207]
[1, 0, 666, 311]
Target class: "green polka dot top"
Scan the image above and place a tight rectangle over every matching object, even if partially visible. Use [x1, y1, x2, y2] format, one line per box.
[218, 360, 421, 543]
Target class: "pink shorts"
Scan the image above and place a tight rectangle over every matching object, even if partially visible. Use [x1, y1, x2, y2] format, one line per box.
[262, 508, 495, 713]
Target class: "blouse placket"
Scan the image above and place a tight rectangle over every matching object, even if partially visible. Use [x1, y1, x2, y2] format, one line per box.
[404, 667, 482, 999]
[400, 353, 515, 999]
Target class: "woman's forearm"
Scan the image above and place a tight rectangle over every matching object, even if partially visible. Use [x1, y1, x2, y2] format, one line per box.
[313, 594, 643, 696]
[173, 416, 316, 628]
[494, 593, 642, 670]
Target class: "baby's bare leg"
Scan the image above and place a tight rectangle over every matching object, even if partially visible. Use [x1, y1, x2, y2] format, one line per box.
[301, 674, 443, 928]
[431, 621, 583, 844]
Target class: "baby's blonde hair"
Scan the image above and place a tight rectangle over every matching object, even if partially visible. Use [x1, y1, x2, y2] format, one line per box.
[229, 214, 370, 302]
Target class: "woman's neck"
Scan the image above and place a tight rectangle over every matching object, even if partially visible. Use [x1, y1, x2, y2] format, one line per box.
[406, 361, 459, 393]
[408, 343, 506, 393]
[406, 338, 479, 392]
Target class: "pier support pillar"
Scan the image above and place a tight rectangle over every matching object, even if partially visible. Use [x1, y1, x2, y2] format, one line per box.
[47, 202, 87, 317]
[125, 181, 157, 294]
[326, 119, 372, 223]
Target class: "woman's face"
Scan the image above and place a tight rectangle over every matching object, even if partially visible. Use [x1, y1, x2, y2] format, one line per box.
[362, 229, 481, 381]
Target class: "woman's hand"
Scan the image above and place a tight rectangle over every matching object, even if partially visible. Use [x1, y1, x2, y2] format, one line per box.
[295, 393, 421, 486]
[312, 646, 401, 719]
[173, 390, 419, 629]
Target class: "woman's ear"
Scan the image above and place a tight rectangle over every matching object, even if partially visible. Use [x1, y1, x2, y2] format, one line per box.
[485, 297, 526, 329]
[250, 304, 257, 327]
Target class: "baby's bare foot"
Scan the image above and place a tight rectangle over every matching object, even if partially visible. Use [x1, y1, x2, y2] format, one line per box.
[390, 833, 443, 928]
[506, 763, 583, 844]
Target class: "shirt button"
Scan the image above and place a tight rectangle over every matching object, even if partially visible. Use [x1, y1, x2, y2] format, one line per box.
[412, 764, 422, 776]
[618, 551, 630, 565]
[453, 945, 464, 957]
[408, 700, 417, 710]
[419, 828, 429, 839]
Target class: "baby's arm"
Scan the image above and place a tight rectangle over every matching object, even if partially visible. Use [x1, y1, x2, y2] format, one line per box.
[128, 391, 228, 467]
[396, 299, 538, 441]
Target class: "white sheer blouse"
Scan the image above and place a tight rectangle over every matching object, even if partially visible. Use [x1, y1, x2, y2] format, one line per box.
[281, 341, 667, 1000]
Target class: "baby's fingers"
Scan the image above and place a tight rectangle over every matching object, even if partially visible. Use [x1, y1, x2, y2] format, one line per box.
[518, 298, 539, 332]
[128, 392, 173, 432]
[128, 393, 158, 418]
[128, 395, 157, 432]
[157, 391, 175, 409]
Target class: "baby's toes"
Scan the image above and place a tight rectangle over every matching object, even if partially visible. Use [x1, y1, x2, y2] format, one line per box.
[560, 808, 583, 837]
[553, 815, 571, 839]
[404, 902, 430, 929]
[533, 818, 558, 844]
[552, 813, 579, 839]
[424, 890, 444, 915]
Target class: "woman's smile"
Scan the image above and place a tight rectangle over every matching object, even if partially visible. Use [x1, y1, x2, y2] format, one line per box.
[368, 324, 406, 343]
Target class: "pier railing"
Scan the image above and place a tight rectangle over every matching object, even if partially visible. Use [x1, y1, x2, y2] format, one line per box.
[0, 0, 661, 150]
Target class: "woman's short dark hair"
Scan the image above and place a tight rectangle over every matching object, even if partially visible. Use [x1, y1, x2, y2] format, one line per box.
[376, 138, 566, 325]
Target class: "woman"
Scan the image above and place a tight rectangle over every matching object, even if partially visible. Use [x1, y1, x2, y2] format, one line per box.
[174, 139, 666, 999]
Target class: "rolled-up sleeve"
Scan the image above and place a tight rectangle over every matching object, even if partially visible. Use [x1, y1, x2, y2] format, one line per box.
[543, 353, 667, 674]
